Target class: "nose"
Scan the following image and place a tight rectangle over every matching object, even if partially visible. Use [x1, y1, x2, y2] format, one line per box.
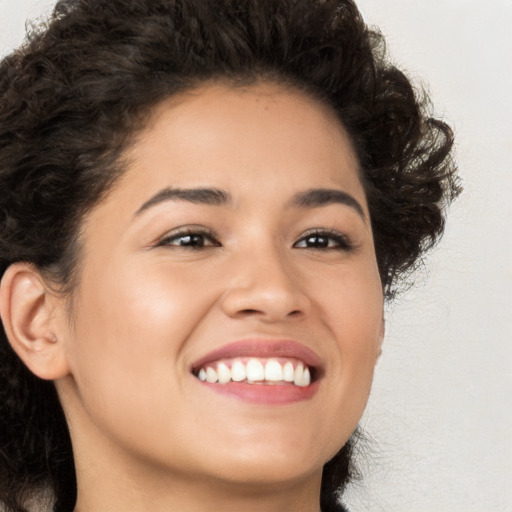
[220, 247, 310, 323]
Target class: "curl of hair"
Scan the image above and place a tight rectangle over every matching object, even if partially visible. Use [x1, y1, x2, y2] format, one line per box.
[0, 0, 460, 510]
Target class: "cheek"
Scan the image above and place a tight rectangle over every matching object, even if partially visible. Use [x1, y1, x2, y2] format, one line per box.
[314, 255, 383, 345]
[61, 264, 223, 463]
[74, 260, 214, 351]
[315, 260, 383, 409]
[65, 264, 215, 413]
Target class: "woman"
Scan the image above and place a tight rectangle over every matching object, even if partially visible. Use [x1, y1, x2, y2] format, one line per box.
[0, 0, 459, 511]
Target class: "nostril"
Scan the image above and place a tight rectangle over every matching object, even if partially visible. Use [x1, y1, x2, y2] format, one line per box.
[237, 308, 303, 319]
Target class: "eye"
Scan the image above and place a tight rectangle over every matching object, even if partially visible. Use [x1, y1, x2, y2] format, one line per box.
[293, 230, 353, 250]
[157, 228, 221, 249]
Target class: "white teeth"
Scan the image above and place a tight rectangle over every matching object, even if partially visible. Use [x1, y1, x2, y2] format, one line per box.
[293, 364, 310, 387]
[205, 367, 218, 383]
[293, 362, 304, 386]
[196, 358, 313, 386]
[264, 359, 283, 381]
[217, 362, 231, 384]
[283, 361, 295, 382]
[246, 358, 265, 381]
[300, 367, 311, 387]
[231, 360, 246, 382]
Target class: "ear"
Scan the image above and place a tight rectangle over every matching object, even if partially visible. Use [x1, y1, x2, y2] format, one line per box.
[0, 263, 70, 380]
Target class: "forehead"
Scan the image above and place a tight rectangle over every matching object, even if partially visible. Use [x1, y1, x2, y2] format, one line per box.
[90, 82, 366, 223]
[128, 83, 361, 186]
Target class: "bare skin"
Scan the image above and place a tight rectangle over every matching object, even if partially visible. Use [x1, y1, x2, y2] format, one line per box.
[1, 82, 384, 512]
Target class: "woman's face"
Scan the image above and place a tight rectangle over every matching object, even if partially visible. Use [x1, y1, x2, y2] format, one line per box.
[56, 82, 384, 489]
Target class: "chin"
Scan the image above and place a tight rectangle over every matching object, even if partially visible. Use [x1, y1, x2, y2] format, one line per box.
[206, 456, 324, 489]
[194, 436, 334, 487]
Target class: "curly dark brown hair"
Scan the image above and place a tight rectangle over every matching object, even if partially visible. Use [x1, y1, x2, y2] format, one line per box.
[0, 0, 460, 511]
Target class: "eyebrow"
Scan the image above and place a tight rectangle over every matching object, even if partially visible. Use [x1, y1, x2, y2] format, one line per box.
[134, 186, 365, 220]
[289, 188, 366, 220]
[134, 187, 231, 216]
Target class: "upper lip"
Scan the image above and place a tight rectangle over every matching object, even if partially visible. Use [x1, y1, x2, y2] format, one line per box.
[190, 338, 322, 372]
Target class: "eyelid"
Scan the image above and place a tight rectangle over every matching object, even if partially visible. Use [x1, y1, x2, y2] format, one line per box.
[152, 225, 353, 250]
[293, 228, 354, 250]
[155, 225, 221, 248]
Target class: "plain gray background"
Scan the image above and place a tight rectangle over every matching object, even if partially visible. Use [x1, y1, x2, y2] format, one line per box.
[1, 1, 511, 511]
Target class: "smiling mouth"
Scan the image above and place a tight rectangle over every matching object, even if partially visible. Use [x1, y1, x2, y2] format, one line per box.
[192, 357, 315, 387]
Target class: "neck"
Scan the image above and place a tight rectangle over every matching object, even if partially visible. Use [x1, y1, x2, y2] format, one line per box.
[67, 408, 323, 512]
[73, 458, 323, 512]
[60, 379, 326, 512]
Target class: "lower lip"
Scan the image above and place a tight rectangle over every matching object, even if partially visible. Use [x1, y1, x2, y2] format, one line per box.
[195, 379, 320, 405]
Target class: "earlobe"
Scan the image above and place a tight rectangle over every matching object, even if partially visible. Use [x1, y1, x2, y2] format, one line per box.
[0, 263, 70, 380]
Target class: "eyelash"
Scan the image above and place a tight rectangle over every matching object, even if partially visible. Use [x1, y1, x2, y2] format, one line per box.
[156, 228, 353, 251]
[157, 227, 220, 249]
[293, 229, 353, 251]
